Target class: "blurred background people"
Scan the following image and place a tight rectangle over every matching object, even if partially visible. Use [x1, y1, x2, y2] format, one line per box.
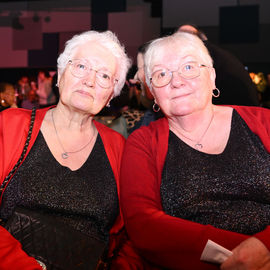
[21, 80, 39, 109]
[16, 75, 31, 107]
[36, 70, 56, 107]
[0, 82, 17, 112]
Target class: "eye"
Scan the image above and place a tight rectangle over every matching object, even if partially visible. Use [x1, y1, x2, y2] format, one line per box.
[98, 72, 111, 80]
[183, 64, 194, 71]
[76, 63, 86, 70]
[157, 70, 167, 78]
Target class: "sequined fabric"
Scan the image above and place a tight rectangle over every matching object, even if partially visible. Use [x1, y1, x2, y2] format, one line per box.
[161, 110, 270, 235]
[0, 133, 119, 243]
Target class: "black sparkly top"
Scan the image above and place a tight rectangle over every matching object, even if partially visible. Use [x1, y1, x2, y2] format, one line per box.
[161, 110, 270, 235]
[0, 132, 119, 243]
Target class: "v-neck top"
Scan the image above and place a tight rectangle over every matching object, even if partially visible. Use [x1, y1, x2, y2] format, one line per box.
[161, 110, 270, 235]
[0, 132, 119, 243]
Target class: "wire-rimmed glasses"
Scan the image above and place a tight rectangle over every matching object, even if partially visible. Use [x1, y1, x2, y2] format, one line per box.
[68, 59, 117, 89]
[150, 61, 209, 88]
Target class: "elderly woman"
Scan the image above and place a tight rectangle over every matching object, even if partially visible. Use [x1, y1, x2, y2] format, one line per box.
[120, 32, 270, 269]
[0, 82, 17, 111]
[0, 30, 132, 269]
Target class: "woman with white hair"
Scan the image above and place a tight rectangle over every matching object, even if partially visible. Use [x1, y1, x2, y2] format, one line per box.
[120, 31, 270, 269]
[0, 30, 132, 269]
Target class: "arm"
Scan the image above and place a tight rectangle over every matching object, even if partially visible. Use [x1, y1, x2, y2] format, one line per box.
[0, 226, 42, 270]
[120, 127, 249, 269]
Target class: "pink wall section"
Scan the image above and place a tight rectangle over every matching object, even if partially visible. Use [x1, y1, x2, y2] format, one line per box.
[42, 12, 91, 33]
[13, 18, 43, 50]
[0, 27, 27, 68]
[0, 8, 160, 68]
[108, 11, 160, 61]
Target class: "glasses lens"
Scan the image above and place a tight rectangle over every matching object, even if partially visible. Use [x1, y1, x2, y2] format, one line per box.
[96, 71, 112, 88]
[71, 60, 88, 78]
[152, 69, 171, 87]
[69, 60, 115, 88]
[180, 62, 200, 79]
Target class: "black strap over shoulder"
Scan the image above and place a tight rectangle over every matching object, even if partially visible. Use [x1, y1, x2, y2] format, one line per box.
[0, 107, 36, 196]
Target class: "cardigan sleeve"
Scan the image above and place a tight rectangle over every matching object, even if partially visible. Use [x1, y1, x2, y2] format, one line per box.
[120, 126, 251, 270]
[0, 227, 42, 270]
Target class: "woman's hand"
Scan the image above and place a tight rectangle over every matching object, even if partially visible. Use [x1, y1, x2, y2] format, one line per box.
[220, 237, 270, 270]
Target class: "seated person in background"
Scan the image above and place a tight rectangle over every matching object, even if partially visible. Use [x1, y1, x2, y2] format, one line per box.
[21, 81, 40, 109]
[0, 30, 137, 269]
[130, 42, 154, 110]
[36, 70, 55, 107]
[0, 82, 17, 111]
[16, 75, 31, 107]
[123, 42, 163, 133]
[120, 31, 270, 269]
[178, 24, 260, 106]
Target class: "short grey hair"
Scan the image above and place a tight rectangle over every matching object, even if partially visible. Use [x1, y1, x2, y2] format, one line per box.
[57, 30, 132, 97]
[144, 31, 213, 88]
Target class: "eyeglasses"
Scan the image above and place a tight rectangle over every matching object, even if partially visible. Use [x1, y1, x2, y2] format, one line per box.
[68, 59, 117, 89]
[150, 61, 209, 88]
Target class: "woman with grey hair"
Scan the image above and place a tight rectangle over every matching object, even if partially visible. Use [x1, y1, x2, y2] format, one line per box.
[0, 30, 132, 269]
[120, 31, 270, 269]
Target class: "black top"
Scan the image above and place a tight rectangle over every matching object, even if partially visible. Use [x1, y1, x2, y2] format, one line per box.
[161, 110, 270, 235]
[1, 132, 119, 243]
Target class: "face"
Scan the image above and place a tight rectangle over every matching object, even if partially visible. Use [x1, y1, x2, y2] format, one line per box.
[2, 85, 16, 106]
[58, 41, 117, 115]
[135, 52, 145, 84]
[150, 44, 215, 118]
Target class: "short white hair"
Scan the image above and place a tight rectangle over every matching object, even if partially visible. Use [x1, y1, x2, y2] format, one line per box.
[57, 30, 132, 97]
[144, 31, 213, 88]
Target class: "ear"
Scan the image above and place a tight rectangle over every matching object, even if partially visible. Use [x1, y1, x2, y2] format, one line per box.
[56, 69, 61, 86]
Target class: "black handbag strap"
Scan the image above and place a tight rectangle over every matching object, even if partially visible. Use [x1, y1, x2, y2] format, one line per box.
[0, 107, 36, 196]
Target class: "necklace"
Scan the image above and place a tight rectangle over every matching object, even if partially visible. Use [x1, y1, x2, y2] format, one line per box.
[51, 110, 96, 159]
[175, 112, 214, 150]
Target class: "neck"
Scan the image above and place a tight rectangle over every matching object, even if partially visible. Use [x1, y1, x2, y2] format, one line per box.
[168, 106, 215, 149]
[53, 103, 94, 132]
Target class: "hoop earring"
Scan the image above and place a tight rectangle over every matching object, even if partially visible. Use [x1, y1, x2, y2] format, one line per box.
[212, 88, 220, 98]
[152, 102, 160, 112]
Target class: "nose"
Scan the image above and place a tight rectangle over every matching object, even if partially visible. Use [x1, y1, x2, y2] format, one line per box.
[170, 71, 184, 87]
[82, 69, 96, 87]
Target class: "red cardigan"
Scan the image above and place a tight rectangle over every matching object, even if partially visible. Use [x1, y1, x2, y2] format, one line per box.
[120, 105, 270, 270]
[0, 107, 129, 269]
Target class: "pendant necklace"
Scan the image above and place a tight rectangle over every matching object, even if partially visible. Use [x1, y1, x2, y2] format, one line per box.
[176, 112, 214, 150]
[51, 109, 96, 159]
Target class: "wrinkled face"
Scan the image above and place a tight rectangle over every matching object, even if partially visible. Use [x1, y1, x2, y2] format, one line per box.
[2, 85, 16, 106]
[150, 44, 215, 118]
[58, 41, 117, 115]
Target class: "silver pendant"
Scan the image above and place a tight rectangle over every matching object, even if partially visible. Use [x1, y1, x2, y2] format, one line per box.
[62, 152, 69, 159]
[195, 143, 203, 150]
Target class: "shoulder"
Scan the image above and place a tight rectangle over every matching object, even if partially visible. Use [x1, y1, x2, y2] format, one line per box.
[94, 120, 125, 145]
[127, 117, 168, 146]
[1, 107, 51, 120]
[230, 105, 270, 119]
[0, 108, 32, 127]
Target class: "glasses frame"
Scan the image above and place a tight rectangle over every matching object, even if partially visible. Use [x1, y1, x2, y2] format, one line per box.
[68, 59, 118, 89]
[150, 61, 209, 88]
